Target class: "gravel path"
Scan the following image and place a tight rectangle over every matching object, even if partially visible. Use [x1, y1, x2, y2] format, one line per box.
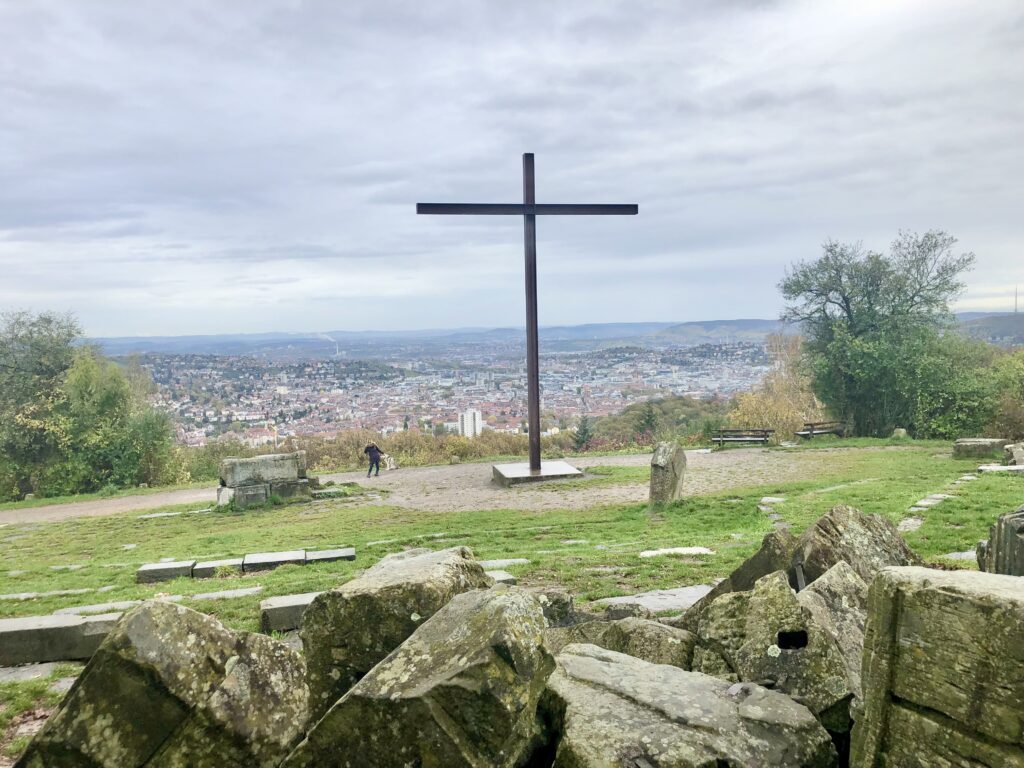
[0, 448, 843, 524]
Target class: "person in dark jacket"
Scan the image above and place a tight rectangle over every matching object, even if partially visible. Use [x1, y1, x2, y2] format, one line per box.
[363, 442, 384, 477]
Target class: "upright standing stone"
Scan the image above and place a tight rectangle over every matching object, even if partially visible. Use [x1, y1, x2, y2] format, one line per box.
[649, 441, 686, 504]
[976, 504, 1024, 575]
[283, 587, 553, 768]
[850, 567, 1024, 767]
[300, 547, 493, 719]
[16, 601, 309, 768]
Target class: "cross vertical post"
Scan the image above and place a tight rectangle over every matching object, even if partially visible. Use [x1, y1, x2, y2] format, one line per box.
[522, 153, 542, 471]
[416, 154, 636, 484]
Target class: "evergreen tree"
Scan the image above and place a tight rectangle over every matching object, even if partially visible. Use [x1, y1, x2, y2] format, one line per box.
[634, 401, 659, 443]
[572, 415, 594, 451]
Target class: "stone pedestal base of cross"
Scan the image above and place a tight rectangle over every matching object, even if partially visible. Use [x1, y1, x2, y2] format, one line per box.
[418, 153, 637, 484]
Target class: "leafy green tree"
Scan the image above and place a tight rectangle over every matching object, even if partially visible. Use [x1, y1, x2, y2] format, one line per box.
[572, 415, 595, 451]
[634, 401, 659, 443]
[780, 231, 976, 436]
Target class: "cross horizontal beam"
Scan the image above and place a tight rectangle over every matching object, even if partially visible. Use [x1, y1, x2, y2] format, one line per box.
[416, 203, 638, 216]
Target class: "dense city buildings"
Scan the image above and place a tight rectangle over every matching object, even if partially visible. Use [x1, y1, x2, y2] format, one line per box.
[132, 340, 770, 446]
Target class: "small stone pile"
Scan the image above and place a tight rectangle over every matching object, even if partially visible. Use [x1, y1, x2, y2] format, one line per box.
[16, 507, 1024, 767]
[217, 451, 311, 509]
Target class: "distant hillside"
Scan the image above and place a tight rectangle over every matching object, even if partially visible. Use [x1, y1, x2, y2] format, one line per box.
[960, 313, 1024, 346]
[657, 318, 785, 343]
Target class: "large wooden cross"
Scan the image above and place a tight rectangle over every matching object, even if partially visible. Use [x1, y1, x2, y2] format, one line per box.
[418, 153, 638, 473]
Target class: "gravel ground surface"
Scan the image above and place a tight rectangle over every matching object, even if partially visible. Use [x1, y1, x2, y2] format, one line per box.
[0, 448, 844, 524]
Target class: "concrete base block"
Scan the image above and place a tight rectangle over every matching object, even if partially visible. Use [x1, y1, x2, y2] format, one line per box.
[305, 547, 356, 564]
[216, 486, 235, 506]
[0, 613, 122, 665]
[260, 592, 323, 633]
[270, 479, 311, 501]
[234, 483, 270, 509]
[242, 550, 305, 573]
[135, 560, 196, 583]
[193, 558, 244, 579]
[492, 460, 582, 487]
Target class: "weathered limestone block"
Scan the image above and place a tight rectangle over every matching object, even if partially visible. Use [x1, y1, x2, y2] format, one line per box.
[283, 587, 553, 768]
[546, 617, 695, 669]
[16, 601, 309, 768]
[851, 567, 1024, 767]
[234, 483, 269, 509]
[890, 427, 908, 439]
[542, 643, 836, 767]
[680, 528, 797, 630]
[791, 504, 920, 586]
[693, 568, 864, 732]
[220, 452, 302, 488]
[953, 437, 1010, 458]
[1006, 442, 1024, 465]
[976, 505, 1024, 575]
[649, 440, 686, 503]
[525, 586, 575, 626]
[300, 546, 493, 719]
[269, 479, 311, 501]
[0, 613, 122, 666]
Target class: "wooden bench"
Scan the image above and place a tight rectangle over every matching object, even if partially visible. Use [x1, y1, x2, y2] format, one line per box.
[795, 421, 848, 439]
[712, 428, 774, 446]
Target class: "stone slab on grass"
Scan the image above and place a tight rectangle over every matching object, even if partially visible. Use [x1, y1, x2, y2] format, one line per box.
[597, 584, 714, 613]
[979, 464, 1024, 473]
[942, 550, 977, 561]
[54, 600, 148, 616]
[897, 517, 924, 533]
[0, 662, 64, 683]
[479, 558, 530, 569]
[260, 591, 323, 633]
[243, 550, 305, 573]
[304, 547, 356, 564]
[0, 588, 94, 601]
[192, 558, 244, 579]
[485, 570, 516, 585]
[137, 511, 182, 520]
[135, 560, 196, 583]
[192, 586, 263, 601]
[0, 612, 122, 665]
[639, 546, 715, 558]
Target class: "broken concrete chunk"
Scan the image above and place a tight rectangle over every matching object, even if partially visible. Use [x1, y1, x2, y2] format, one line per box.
[16, 601, 309, 768]
[543, 643, 836, 767]
[283, 587, 553, 768]
[299, 546, 493, 720]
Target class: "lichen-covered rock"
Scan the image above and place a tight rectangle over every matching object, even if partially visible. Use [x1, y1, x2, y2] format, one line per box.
[283, 586, 554, 768]
[604, 601, 654, 620]
[16, 601, 308, 768]
[545, 617, 695, 669]
[851, 567, 1024, 767]
[649, 441, 686, 503]
[1004, 442, 1024, 465]
[693, 569, 862, 732]
[791, 504, 920, 586]
[542, 643, 836, 767]
[525, 586, 576, 626]
[679, 528, 797, 631]
[300, 546, 493, 719]
[976, 505, 1024, 576]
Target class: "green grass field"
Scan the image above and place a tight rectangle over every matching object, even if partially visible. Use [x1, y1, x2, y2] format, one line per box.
[1, 442, 1022, 760]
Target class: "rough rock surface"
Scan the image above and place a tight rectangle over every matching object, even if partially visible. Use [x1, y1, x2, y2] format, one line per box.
[1005, 442, 1024, 465]
[16, 601, 308, 768]
[851, 567, 1024, 767]
[283, 586, 553, 768]
[542, 643, 836, 767]
[976, 504, 1024, 576]
[300, 546, 493, 719]
[220, 451, 306, 487]
[693, 568, 864, 732]
[679, 529, 797, 630]
[545, 617, 695, 668]
[649, 441, 687, 504]
[791, 504, 920, 586]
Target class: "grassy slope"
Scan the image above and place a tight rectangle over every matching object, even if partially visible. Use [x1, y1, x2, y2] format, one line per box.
[2, 442, 1022, 761]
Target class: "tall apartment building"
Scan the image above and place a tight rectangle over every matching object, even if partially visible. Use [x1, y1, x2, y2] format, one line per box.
[458, 408, 483, 437]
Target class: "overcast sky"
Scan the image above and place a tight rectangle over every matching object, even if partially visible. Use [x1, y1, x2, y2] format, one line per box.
[1, 0, 1022, 336]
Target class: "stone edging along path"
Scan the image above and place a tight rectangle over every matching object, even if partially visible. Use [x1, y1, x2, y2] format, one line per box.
[135, 547, 356, 583]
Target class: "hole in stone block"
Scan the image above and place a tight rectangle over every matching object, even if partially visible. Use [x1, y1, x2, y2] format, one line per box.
[777, 629, 808, 649]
